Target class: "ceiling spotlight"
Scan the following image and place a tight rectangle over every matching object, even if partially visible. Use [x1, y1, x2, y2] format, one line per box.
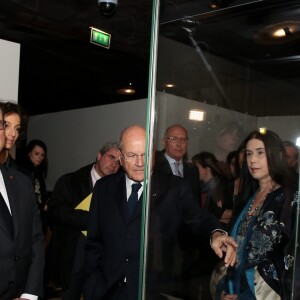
[97, 0, 118, 17]
[259, 127, 267, 134]
[209, 0, 232, 9]
[255, 21, 300, 45]
[118, 82, 136, 95]
[165, 83, 175, 88]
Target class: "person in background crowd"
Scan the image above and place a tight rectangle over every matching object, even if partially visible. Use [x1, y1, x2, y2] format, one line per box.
[154, 124, 200, 200]
[226, 141, 246, 206]
[17, 139, 50, 299]
[153, 124, 202, 298]
[283, 140, 299, 187]
[18, 139, 49, 228]
[192, 151, 232, 225]
[216, 130, 298, 300]
[226, 150, 237, 180]
[0, 101, 25, 169]
[191, 151, 233, 299]
[83, 125, 237, 300]
[0, 106, 44, 300]
[283, 140, 299, 173]
[48, 142, 120, 300]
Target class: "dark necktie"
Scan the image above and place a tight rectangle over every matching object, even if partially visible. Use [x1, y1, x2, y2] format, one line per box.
[128, 183, 142, 217]
[0, 192, 13, 237]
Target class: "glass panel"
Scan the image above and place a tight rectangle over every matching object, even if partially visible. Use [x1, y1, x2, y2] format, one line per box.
[142, 0, 300, 299]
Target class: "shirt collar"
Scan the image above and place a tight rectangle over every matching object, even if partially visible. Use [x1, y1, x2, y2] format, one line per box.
[164, 152, 183, 164]
[91, 164, 101, 187]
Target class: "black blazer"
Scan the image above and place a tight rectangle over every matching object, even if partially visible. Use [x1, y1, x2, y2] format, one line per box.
[83, 170, 220, 300]
[153, 150, 201, 200]
[0, 165, 44, 299]
[48, 163, 94, 289]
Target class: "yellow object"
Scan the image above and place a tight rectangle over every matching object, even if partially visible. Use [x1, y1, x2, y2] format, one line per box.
[75, 193, 92, 236]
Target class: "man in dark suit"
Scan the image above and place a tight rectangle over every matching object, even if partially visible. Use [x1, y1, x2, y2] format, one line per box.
[48, 142, 120, 299]
[0, 110, 44, 299]
[154, 124, 200, 200]
[83, 125, 237, 300]
[154, 124, 206, 299]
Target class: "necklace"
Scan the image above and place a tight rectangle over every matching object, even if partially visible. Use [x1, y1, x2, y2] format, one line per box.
[245, 201, 262, 221]
[246, 182, 279, 220]
[238, 182, 280, 237]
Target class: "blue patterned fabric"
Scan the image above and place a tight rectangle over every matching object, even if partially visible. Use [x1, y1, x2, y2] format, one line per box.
[215, 187, 298, 300]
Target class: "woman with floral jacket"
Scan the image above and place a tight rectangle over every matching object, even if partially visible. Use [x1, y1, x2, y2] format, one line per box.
[215, 130, 298, 300]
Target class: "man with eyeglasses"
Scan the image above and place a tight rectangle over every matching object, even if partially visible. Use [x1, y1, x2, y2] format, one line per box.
[155, 124, 215, 298]
[48, 142, 120, 300]
[154, 124, 200, 199]
[83, 125, 237, 300]
[0, 109, 44, 299]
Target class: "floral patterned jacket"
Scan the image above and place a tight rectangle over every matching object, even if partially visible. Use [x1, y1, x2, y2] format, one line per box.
[226, 187, 298, 299]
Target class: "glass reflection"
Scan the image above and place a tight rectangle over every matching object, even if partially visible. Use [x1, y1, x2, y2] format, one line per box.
[143, 0, 300, 299]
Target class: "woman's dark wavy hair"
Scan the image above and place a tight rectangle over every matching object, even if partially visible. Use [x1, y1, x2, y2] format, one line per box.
[233, 129, 294, 220]
[0, 101, 27, 143]
[226, 141, 246, 179]
[192, 151, 227, 180]
[26, 139, 48, 178]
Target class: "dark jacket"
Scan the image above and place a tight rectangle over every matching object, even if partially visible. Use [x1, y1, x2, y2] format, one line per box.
[18, 159, 48, 209]
[0, 165, 44, 299]
[48, 163, 93, 288]
[153, 150, 201, 201]
[83, 170, 220, 300]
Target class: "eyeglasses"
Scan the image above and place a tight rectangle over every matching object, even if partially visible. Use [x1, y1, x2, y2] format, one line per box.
[0, 121, 6, 130]
[105, 154, 120, 164]
[165, 136, 189, 144]
[121, 152, 145, 162]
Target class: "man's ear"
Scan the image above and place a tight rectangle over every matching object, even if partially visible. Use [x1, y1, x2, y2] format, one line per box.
[162, 138, 166, 148]
[97, 152, 102, 161]
[118, 150, 123, 166]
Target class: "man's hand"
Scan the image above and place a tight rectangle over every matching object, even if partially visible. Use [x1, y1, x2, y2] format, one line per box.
[220, 291, 239, 299]
[211, 231, 237, 267]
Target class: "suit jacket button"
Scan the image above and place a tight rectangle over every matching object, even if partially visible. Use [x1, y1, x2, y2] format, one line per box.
[14, 256, 18, 261]
[8, 280, 14, 286]
[126, 258, 129, 264]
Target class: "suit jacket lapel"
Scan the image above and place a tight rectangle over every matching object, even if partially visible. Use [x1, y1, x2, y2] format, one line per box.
[114, 173, 130, 223]
[0, 166, 19, 240]
[0, 193, 13, 238]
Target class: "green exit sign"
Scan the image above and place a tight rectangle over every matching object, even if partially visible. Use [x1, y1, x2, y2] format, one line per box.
[90, 27, 111, 49]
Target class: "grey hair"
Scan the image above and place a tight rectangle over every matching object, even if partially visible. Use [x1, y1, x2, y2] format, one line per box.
[99, 141, 120, 155]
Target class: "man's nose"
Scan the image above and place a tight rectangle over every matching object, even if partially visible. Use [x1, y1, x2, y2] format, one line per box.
[136, 155, 144, 166]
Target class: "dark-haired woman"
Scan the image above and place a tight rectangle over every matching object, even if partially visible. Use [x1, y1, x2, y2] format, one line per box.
[192, 151, 232, 225]
[0, 101, 25, 169]
[216, 130, 298, 300]
[18, 139, 49, 231]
